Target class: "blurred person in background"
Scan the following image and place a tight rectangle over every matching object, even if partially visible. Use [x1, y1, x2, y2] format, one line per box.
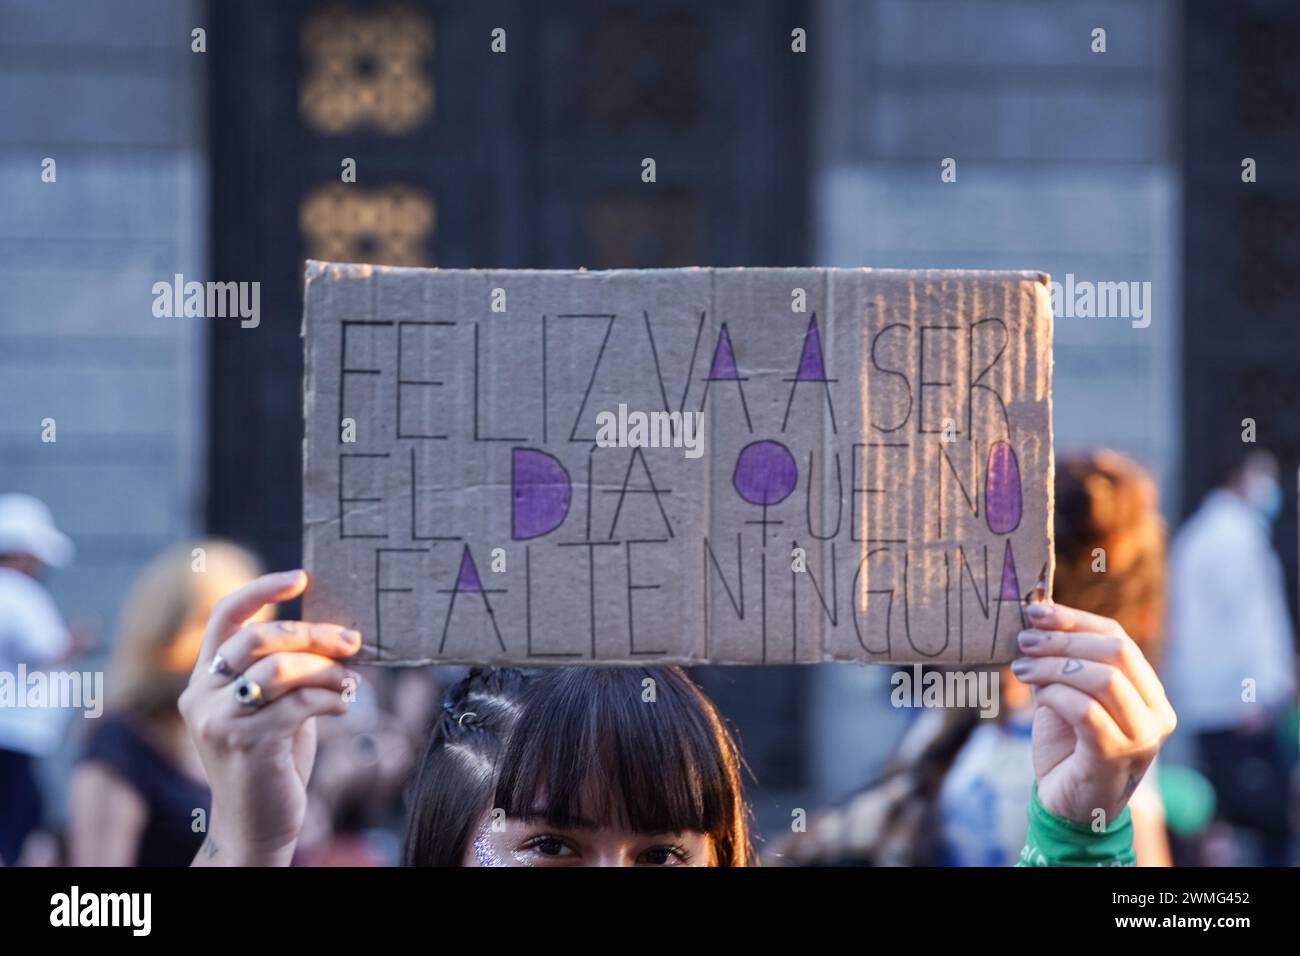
[290, 666, 453, 865]
[294, 670, 414, 866]
[0, 494, 75, 865]
[1164, 448, 1297, 866]
[67, 540, 263, 866]
[769, 450, 1172, 866]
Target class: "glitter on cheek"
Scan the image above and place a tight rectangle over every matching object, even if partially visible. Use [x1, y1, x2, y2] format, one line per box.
[508, 846, 536, 867]
[472, 824, 506, 867]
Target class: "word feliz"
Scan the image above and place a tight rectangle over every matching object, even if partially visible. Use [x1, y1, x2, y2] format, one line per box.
[151, 273, 260, 327]
[595, 404, 704, 459]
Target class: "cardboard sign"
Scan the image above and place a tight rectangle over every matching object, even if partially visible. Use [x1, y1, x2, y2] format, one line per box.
[302, 263, 1053, 665]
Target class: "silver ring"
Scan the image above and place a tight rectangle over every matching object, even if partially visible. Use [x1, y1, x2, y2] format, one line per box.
[234, 675, 264, 708]
[208, 654, 232, 677]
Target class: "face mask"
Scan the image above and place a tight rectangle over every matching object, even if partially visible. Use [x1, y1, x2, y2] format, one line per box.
[1246, 475, 1282, 522]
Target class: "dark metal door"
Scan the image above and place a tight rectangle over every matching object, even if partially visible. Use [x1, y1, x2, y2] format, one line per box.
[208, 0, 812, 824]
[1183, 0, 1300, 618]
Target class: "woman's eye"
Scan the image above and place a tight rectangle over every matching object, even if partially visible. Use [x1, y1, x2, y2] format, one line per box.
[520, 836, 575, 859]
[637, 845, 688, 866]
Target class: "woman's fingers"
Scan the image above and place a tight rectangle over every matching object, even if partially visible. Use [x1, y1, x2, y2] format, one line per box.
[204, 621, 360, 684]
[196, 570, 309, 670]
[190, 685, 350, 753]
[230, 652, 352, 709]
[1013, 654, 1152, 741]
[1016, 627, 1167, 711]
[1032, 683, 1129, 756]
[1024, 602, 1124, 638]
[245, 687, 351, 732]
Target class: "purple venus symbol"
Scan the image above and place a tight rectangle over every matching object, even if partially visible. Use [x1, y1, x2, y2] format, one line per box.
[733, 440, 798, 506]
[733, 440, 797, 547]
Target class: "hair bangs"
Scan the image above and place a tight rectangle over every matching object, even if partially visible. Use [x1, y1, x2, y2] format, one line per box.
[492, 667, 747, 862]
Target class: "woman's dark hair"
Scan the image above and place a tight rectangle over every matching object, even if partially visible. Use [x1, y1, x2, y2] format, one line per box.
[402, 665, 752, 866]
[401, 667, 533, 867]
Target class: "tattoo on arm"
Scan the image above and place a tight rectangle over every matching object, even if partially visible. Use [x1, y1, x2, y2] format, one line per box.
[1119, 774, 1139, 802]
[201, 835, 219, 860]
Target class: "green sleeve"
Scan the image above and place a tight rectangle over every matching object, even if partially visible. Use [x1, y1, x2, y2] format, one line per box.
[1016, 784, 1136, 867]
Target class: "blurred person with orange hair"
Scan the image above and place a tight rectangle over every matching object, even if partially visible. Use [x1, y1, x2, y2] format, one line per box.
[1052, 451, 1166, 658]
[1048, 450, 1170, 865]
[67, 541, 264, 866]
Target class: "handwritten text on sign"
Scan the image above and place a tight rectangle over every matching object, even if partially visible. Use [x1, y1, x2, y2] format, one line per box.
[302, 265, 1053, 665]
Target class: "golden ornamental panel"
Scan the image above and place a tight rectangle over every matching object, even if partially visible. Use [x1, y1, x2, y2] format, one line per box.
[300, 6, 434, 135]
[300, 182, 436, 266]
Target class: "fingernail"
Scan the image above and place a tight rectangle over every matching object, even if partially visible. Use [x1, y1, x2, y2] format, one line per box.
[1017, 630, 1042, 649]
[1025, 603, 1049, 621]
[1011, 658, 1033, 677]
[341, 628, 362, 643]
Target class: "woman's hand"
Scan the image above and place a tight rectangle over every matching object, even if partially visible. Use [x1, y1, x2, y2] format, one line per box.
[1013, 602, 1177, 826]
[179, 570, 361, 865]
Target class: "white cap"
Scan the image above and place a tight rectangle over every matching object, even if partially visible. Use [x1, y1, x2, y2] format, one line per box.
[0, 494, 74, 568]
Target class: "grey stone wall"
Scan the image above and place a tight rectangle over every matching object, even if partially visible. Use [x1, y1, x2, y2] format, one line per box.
[808, 0, 1182, 803]
[0, 0, 207, 677]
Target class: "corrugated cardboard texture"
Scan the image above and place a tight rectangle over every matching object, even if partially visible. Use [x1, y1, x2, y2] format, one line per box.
[303, 263, 1054, 665]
